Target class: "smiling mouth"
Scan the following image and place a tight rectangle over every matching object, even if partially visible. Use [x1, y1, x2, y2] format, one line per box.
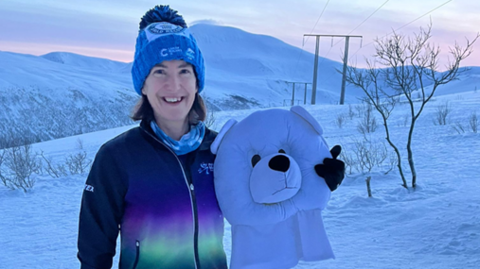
[163, 97, 183, 103]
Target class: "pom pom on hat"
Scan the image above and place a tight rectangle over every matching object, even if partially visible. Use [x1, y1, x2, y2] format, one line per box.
[132, 5, 205, 95]
[139, 5, 187, 30]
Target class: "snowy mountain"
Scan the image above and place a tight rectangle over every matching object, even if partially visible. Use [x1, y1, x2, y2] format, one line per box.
[1, 24, 479, 147]
[190, 24, 355, 108]
[41, 52, 132, 74]
[0, 50, 138, 148]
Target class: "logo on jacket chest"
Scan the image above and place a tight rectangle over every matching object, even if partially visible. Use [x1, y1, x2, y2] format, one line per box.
[198, 162, 214, 175]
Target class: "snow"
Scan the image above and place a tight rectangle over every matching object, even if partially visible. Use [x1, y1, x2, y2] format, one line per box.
[1, 23, 480, 269]
[0, 23, 370, 113]
[1, 89, 480, 268]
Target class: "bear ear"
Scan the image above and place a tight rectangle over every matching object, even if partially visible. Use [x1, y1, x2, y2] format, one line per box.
[210, 119, 237, 154]
[290, 106, 323, 135]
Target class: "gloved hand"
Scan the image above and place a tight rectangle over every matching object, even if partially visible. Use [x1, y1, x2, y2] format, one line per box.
[315, 145, 345, 191]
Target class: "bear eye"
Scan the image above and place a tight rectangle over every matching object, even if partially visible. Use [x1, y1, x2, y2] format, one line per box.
[251, 154, 261, 167]
[278, 149, 286, 154]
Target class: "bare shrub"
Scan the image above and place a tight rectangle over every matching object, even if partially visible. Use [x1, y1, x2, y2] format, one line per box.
[397, 113, 410, 127]
[76, 138, 85, 150]
[433, 101, 451, 126]
[335, 113, 347, 128]
[348, 104, 356, 119]
[357, 104, 377, 134]
[452, 121, 466, 134]
[354, 104, 366, 117]
[342, 137, 388, 174]
[340, 150, 357, 175]
[469, 111, 478, 133]
[39, 151, 68, 178]
[205, 109, 217, 130]
[0, 144, 40, 192]
[65, 151, 91, 174]
[384, 152, 398, 175]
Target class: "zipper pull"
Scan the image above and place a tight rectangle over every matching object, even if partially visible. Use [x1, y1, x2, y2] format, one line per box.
[190, 183, 194, 191]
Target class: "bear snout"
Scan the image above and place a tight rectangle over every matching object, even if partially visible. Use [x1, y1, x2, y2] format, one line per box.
[268, 155, 290, 172]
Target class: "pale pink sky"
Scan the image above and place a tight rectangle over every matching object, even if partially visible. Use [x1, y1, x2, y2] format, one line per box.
[0, 0, 478, 68]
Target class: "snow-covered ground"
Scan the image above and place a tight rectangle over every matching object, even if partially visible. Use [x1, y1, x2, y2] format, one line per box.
[1, 88, 479, 268]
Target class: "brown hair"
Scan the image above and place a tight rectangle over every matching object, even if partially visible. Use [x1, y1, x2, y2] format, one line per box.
[130, 93, 207, 124]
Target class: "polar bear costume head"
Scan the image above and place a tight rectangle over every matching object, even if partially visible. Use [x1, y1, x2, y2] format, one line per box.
[212, 106, 335, 269]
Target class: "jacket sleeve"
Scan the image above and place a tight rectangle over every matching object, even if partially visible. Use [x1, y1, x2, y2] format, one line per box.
[77, 144, 128, 269]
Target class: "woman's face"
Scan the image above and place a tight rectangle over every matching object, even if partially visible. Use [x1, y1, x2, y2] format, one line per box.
[142, 60, 197, 126]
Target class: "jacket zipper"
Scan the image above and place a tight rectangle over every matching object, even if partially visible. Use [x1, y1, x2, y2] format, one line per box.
[132, 240, 140, 269]
[141, 127, 200, 269]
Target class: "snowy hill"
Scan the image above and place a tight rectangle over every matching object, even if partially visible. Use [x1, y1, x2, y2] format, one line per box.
[0, 50, 138, 148]
[41, 52, 131, 74]
[0, 24, 358, 147]
[190, 24, 354, 109]
[1, 24, 479, 147]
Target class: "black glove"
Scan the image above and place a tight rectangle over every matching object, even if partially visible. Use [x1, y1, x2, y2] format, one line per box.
[315, 145, 345, 191]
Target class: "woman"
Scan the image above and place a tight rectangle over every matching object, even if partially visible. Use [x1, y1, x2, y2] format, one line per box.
[77, 5, 227, 269]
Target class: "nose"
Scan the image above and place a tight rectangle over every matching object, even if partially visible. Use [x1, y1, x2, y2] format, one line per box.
[165, 74, 181, 91]
[269, 155, 290, 173]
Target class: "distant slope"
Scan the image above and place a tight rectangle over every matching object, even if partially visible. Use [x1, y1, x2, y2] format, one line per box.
[190, 24, 360, 107]
[0, 51, 138, 148]
[1, 24, 479, 147]
[41, 52, 130, 73]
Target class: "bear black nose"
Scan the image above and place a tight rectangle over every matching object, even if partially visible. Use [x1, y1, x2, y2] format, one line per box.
[269, 155, 290, 173]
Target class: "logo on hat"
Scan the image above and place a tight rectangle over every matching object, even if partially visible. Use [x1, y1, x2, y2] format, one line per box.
[148, 22, 183, 35]
[160, 46, 183, 57]
[185, 48, 195, 60]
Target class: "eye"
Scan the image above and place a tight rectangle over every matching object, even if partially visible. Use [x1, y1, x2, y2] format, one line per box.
[251, 154, 261, 167]
[180, 68, 192, 74]
[278, 149, 286, 154]
[153, 69, 166, 75]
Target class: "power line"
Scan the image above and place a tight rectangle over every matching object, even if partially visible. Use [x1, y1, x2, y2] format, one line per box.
[304, 0, 331, 46]
[347, 0, 389, 36]
[293, 0, 331, 71]
[348, 0, 453, 61]
[320, 0, 390, 65]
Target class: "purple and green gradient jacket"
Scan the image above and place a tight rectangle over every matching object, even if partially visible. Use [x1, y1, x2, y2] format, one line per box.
[77, 121, 227, 269]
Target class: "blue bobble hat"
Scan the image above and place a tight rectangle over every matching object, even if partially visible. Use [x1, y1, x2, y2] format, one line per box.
[131, 5, 205, 95]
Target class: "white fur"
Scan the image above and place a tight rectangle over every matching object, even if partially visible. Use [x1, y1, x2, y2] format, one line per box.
[213, 106, 335, 269]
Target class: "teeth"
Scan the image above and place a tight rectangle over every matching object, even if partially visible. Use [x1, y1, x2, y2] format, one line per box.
[165, 97, 181, 103]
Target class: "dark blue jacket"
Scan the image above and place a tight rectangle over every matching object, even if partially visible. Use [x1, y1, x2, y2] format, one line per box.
[77, 120, 227, 269]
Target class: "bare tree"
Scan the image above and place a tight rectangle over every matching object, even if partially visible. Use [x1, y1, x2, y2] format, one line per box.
[346, 24, 478, 189]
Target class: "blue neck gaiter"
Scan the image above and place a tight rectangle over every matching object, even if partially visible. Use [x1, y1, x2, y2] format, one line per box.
[150, 120, 205, 156]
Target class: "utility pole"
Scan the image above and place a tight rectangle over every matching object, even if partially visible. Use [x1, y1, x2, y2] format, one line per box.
[291, 83, 295, 106]
[304, 83, 308, 105]
[303, 34, 362, 105]
[282, 81, 312, 106]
